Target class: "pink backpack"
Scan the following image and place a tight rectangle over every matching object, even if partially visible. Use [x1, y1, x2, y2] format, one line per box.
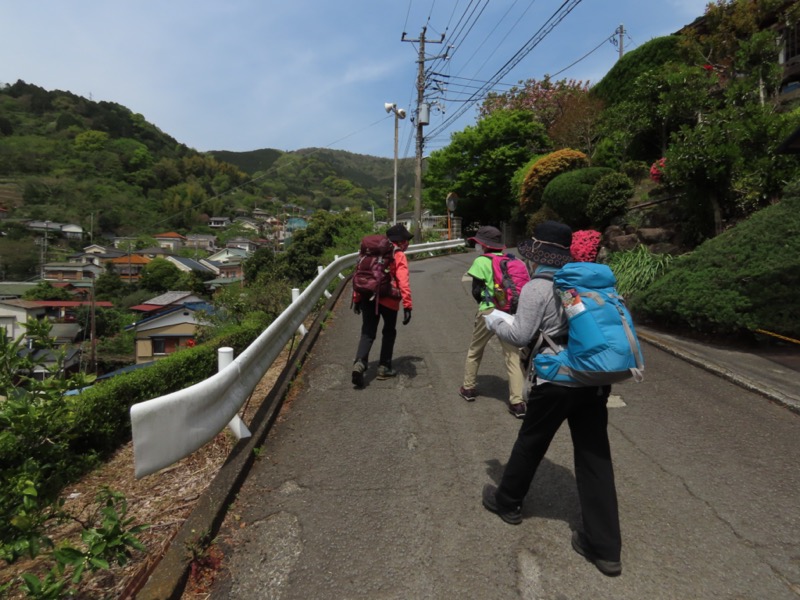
[483, 253, 531, 314]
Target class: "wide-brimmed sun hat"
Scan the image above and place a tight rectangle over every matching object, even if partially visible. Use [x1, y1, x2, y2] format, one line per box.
[518, 221, 573, 268]
[468, 225, 505, 251]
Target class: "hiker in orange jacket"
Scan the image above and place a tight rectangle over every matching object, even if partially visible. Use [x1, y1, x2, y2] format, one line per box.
[351, 223, 413, 387]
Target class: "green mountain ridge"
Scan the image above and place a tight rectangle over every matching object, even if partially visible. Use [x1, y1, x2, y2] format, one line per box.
[0, 79, 416, 279]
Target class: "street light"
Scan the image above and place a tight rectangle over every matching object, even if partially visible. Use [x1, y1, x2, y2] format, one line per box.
[385, 102, 406, 225]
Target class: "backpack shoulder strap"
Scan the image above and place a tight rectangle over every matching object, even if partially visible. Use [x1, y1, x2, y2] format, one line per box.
[530, 271, 555, 282]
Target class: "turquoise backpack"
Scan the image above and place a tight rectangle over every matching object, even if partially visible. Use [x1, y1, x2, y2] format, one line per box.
[532, 262, 645, 385]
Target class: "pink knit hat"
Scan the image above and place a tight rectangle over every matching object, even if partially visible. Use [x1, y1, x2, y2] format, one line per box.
[570, 230, 602, 262]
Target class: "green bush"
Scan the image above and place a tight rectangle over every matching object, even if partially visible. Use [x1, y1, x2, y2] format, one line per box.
[591, 36, 685, 107]
[632, 186, 800, 338]
[519, 148, 589, 214]
[620, 160, 650, 182]
[0, 320, 265, 551]
[586, 172, 634, 228]
[540, 167, 614, 229]
[525, 205, 562, 237]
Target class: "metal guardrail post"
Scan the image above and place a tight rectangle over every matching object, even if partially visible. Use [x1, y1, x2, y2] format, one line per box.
[292, 288, 308, 337]
[219, 347, 251, 439]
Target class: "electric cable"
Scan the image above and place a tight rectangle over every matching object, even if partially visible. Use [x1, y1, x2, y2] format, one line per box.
[425, 0, 584, 141]
[548, 33, 616, 79]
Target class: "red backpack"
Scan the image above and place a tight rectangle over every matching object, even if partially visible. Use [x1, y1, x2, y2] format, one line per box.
[483, 253, 531, 314]
[352, 235, 400, 309]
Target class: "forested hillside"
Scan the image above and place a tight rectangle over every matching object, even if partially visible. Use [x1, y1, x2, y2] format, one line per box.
[0, 80, 414, 279]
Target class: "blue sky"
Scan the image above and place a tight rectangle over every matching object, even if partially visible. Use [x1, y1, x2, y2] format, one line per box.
[1, 1, 710, 159]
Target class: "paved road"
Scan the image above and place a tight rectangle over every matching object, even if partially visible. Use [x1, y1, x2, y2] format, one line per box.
[202, 251, 800, 599]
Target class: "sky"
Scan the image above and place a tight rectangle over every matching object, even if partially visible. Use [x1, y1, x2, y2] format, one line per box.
[1, 1, 712, 160]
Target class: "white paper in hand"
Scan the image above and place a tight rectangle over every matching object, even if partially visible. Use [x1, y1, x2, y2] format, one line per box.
[483, 309, 513, 331]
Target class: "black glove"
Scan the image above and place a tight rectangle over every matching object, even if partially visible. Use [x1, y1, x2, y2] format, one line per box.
[402, 308, 412, 325]
[354, 303, 361, 315]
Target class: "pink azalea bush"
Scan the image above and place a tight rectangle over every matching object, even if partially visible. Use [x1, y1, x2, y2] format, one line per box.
[650, 157, 666, 184]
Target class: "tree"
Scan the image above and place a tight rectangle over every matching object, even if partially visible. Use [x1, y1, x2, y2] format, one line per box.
[22, 281, 72, 301]
[94, 269, 129, 301]
[480, 76, 591, 131]
[243, 247, 280, 284]
[423, 110, 549, 228]
[277, 211, 372, 285]
[138, 258, 186, 293]
[664, 102, 798, 240]
[547, 93, 605, 155]
[540, 167, 616, 228]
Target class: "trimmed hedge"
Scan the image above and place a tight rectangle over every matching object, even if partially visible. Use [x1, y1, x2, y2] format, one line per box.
[68, 323, 264, 456]
[587, 172, 634, 228]
[540, 167, 614, 228]
[519, 148, 588, 214]
[632, 187, 800, 339]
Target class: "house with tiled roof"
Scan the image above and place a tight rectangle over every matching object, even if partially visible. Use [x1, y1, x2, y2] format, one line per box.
[0, 282, 37, 300]
[31, 300, 114, 322]
[109, 253, 151, 283]
[126, 301, 213, 364]
[129, 291, 205, 315]
[205, 247, 249, 264]
[209, 216, 231, 229]
[153, 232, 186, 252]
[42, 261, 103, 284]
[185, 234, 217, 252]
[225, 237, 259, 253]
[165, 255, 217, 277]
[0, 299, 47, 341]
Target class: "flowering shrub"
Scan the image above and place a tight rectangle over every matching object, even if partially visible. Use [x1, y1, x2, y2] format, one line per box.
[571, 230, 602, 262]
[519, 148, 589, 212]
[649, 158, 666, 184]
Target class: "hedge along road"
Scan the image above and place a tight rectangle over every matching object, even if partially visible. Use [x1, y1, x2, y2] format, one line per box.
[204, 250, 800, 599]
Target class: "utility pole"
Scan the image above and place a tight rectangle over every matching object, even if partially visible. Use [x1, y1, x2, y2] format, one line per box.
[617, 24, 625, 60]
[403, 27, 444, 243]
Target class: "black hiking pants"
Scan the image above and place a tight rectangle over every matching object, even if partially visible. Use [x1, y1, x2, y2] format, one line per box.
[494, 383, 621, 561]
[356, 299, 398, 368]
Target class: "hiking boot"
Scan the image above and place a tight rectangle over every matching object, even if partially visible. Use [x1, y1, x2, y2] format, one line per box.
[377, 365, 397, 379]
[481, 484, 522, 525]
[351, 360, 366, 388]
[508, 402, 527, 419]
[571, 530, 622, 577]
[459, 386, 477, 402]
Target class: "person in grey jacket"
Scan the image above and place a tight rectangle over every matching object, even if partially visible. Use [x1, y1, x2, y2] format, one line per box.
[480, 220, 623, 577]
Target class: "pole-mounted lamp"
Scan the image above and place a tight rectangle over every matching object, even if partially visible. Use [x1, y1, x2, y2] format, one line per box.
[385, 102, 406, 225]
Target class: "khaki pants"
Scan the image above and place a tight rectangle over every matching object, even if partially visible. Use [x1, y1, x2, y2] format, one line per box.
[462, 308, 525, 405]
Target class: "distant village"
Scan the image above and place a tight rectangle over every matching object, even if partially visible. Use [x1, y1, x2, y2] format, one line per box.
[0, 205, 313, 378]
[0, 204, 455, 380]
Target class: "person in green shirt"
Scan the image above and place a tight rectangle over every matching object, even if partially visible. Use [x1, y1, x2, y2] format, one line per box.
[459, 226, 526, 418]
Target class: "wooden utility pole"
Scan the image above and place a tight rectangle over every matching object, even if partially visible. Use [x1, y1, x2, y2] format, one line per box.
[402, 27, 444, 243]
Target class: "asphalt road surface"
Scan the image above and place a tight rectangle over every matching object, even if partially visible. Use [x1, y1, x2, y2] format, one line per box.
[205, 251, 800, 600]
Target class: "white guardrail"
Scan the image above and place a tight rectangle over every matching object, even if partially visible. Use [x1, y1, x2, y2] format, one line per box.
[130, 239, 466, 478]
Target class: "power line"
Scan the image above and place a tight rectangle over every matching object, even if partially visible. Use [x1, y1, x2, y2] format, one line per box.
[548, 32, 617, 79]
[425, 0, 585, 141]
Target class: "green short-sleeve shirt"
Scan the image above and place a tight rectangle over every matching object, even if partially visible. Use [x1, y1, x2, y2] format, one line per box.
[468, 252, 501, 311]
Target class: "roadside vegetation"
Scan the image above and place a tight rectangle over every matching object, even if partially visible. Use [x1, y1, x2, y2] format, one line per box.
[423, 0, 800, 342]
[2, 0, 800, 594]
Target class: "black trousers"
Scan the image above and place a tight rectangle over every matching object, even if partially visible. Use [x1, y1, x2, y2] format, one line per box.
[355, 300, 398, 368]
[495, 383, 621, 561]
